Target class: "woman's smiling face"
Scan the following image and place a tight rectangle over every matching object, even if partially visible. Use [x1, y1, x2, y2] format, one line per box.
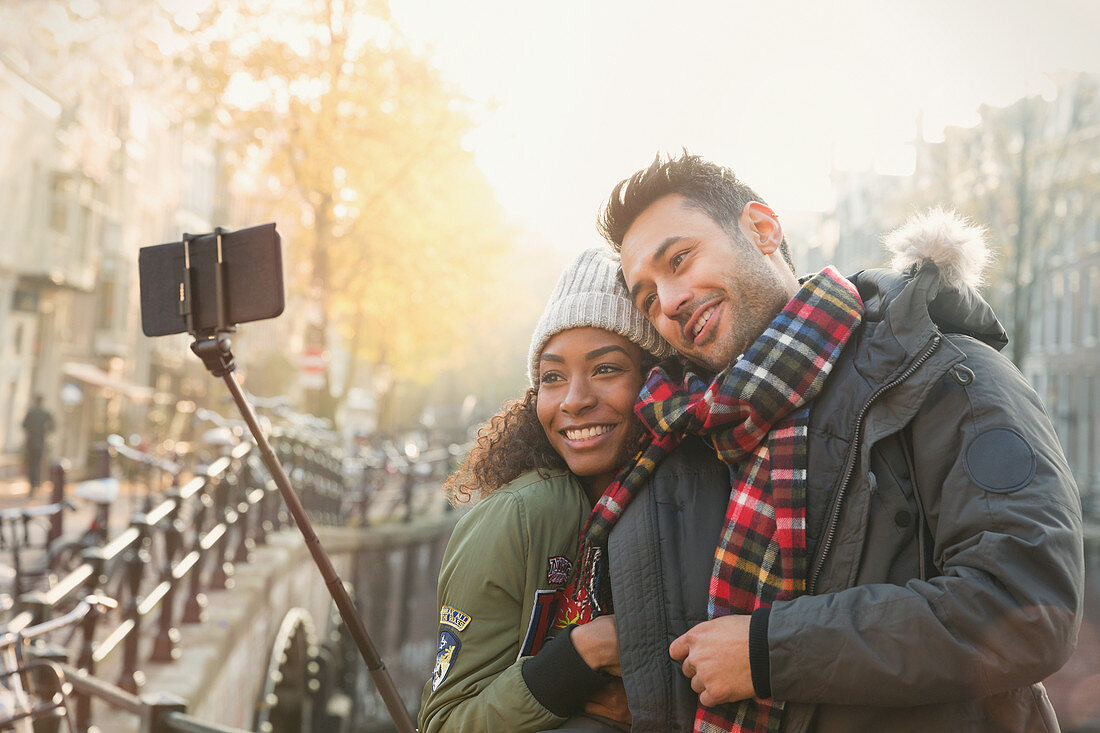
[536, 327, 647, 499]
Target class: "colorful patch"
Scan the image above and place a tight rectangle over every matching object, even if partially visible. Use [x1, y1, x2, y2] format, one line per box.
[440, 605, 471, 631]
[518, 590, 559, 659]
[432, 629, 461, 691]
[553, 587, 592, 630]
[546, 556, 571, 585]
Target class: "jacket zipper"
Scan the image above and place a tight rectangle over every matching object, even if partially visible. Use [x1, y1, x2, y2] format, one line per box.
[808, 335, 942, 595]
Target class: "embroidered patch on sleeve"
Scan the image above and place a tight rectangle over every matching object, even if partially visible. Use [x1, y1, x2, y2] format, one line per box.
[432, 629, 461, 691]
[440, 605, 472, 631]
[518, 589, 559, 659]
[546, 556, 572, 585]
[964, 427, 1036, 493]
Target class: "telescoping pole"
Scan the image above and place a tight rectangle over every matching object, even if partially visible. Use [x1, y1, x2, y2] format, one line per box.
[218, 367, 417, 733]
[172, 228, 415, 732]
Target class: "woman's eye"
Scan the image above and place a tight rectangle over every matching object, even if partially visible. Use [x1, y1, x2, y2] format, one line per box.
[594, 364, 626, 376]
[539, 372, 563, 385]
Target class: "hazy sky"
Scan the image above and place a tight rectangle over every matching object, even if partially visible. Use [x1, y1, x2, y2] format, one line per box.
[389, 0, 1100, 252]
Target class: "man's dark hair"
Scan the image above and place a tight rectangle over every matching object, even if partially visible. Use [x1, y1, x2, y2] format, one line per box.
[597, 151, 796, 272]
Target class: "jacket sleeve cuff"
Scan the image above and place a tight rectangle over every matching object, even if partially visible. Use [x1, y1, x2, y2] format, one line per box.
[520, 624, 615, 717]
[749, 607, 772, 699]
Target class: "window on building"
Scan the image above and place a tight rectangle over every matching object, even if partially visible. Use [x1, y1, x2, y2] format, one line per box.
[1089, 374, 1099, 513]
[1049, 274, 1063, 350]
[1082, 373, 1093, 484]
[96, 277, 116, 332]
[1075, 193, 1090, 251]
[1064, 271, 1077, 348]
[1085, 267, 1098, 343]
[1056, 374, 1072, 458]
[1031, 282, 1046, 355]
[49, 172, 72, 234]
[1065, 374, 1079, 470]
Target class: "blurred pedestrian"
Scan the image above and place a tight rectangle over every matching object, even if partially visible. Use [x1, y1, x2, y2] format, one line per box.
[22, 394, 55, 494]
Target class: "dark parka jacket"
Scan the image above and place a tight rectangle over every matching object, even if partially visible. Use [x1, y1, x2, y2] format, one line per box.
[609, 212, 1084, 732]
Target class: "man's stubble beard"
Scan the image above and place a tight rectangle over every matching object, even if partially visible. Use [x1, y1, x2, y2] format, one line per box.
[700, 263, 793, 373]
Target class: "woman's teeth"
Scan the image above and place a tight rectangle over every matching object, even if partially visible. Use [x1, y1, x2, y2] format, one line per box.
[564, 425, 613, 441]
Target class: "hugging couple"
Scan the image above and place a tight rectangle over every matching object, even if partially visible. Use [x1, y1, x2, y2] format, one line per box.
[419, 152, 1083, 733]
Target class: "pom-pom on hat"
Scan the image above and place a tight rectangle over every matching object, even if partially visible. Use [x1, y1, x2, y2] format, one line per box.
[528, 246, 674, 386]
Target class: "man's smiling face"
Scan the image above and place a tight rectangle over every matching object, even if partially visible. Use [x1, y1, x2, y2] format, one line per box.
[619, 194, 797, 372]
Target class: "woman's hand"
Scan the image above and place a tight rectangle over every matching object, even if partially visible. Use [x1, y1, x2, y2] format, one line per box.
[572, 615, 631, 723]
[570, 614, 621, 675]
[584, 678, 632, 724]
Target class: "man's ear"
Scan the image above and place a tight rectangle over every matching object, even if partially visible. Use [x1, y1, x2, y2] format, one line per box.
[739, 202, 783, 255]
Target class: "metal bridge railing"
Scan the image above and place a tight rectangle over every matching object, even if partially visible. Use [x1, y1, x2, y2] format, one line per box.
[14, 440, 270, 730]
[2, 428, 462, 732]
[59, 665, 252, 733]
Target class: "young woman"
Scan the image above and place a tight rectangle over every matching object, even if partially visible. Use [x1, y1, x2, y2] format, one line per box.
[418, 247, 672, 732]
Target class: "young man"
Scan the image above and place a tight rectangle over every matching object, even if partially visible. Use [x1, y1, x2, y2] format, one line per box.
[596, 153, 1083, 732]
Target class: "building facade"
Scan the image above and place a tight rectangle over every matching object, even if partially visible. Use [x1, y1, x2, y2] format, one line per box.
[822, 71, 1100, 517]
[0, 44, 224, 476]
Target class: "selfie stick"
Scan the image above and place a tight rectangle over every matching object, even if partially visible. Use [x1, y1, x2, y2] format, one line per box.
[180, 230, 417, 733]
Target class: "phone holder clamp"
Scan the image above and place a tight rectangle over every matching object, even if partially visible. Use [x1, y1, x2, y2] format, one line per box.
[190, 333, 236, 378]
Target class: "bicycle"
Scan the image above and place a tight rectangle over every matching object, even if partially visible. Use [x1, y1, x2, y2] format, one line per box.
[43, 477, 119, 579]
[105, 434, 182, 513]
[0, 504, 71, 611]
[0, 595, 117, 733]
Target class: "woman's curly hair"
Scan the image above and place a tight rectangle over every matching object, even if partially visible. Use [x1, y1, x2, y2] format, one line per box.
[445, 388, 566, 504]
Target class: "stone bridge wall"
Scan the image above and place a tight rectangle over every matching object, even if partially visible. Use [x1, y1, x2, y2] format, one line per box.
[99, 515, 456, 732]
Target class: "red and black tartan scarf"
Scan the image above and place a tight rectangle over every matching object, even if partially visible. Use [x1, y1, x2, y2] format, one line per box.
[555, 266, 863, 732]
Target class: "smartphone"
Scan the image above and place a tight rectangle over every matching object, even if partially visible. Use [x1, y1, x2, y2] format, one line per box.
[138, 223, 285, 337]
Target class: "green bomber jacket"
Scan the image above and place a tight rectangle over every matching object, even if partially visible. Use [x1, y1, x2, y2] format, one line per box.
[418, 469, 593, 732]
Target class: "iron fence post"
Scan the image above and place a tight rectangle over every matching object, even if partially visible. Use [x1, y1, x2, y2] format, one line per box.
[139, 692, 187, 733]
[76, 547, 105, 731]
[182, 483, 211, 624]
[49, 461, 66, 544]
[251, 457, 271, 547]
[402, 465, 415, 523]
[150, 488, 183, 663]
[231, 461, 254, 565]
[208, 472, 234, 590]
[117, 516, 151, 694]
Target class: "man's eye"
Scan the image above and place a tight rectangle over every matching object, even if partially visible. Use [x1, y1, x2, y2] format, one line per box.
[670, 250, 688, 270]
[642, 293, 657, 312]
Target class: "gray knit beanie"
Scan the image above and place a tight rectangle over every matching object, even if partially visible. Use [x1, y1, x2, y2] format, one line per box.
[528, 246, 674, 386]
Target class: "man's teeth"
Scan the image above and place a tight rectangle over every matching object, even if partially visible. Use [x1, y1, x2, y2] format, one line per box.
[565, 425, 613, 441]
[693, 306, 715, 337]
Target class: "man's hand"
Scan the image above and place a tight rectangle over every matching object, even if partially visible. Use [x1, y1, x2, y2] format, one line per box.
[570, 614, 621, 675]
[669, 614, 755, 707]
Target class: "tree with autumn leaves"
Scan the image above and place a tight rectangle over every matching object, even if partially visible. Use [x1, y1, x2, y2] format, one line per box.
[5, 0, 546, 429]
[183, 0, 526, 423]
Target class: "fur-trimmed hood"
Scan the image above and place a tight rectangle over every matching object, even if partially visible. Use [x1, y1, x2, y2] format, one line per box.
[849, 208, 1007, 352]
[883, 208, 992, 289]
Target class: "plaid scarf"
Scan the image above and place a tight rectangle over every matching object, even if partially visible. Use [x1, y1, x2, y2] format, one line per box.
[555, 267, 863, 732]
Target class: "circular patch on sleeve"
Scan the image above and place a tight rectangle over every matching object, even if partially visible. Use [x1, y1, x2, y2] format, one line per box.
[963, 427, 1036, 493]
